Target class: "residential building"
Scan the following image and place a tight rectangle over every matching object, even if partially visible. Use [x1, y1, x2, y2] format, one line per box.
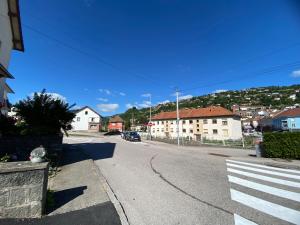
[272, 108, 300, 131]
[151, 106, 242, 140]
[0, 0, 24, 115]
[108, 116, 124, 132]
[71, 106, 102, 132]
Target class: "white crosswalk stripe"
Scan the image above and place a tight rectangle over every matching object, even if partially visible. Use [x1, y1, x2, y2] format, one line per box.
[226, 159, 300, 225]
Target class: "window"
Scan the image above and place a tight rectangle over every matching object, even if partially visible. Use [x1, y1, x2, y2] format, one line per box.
[203, 119, 208, 124]
[197, 124, 199, 127]
[196, 120, 199, 123]
[183, 129, 186, 133]
[161, 128, 164, 132]
[213, 129, 218, 134]
[212, 119, 217, 124]
[157, 121, 159, 125]
[85, 111, 88, 115]
[157, 128, 159, 132]
[190, 129, 193, 133]
[183, 120, 186, 124]
[189, 120, 193, 124]
[171, 121, 173, 124]
[197, 129, 200, 132]
[222, 129, 229, 137]
[91, 117, 94, 122]
[222, 119, 228, 125]
[204, 129, 208, 134]
[162, 121, 164, 124]
[77, 117, 80, 121]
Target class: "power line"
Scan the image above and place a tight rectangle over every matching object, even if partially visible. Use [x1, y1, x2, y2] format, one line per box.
[0, 13, 165, 88]
[179, 60, 300, 92]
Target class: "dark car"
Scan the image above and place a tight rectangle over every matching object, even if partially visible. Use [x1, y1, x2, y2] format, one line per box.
[127, 132, 141, 142]
[104, 130, 121, 136]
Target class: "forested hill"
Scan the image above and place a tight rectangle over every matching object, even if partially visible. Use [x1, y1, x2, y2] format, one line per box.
[117, 84, 300, 128]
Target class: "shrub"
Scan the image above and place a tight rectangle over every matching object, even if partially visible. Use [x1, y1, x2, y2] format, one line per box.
[14, 90, 75, 136]
[0, 114, 17, 136]
[261, 132, 300, 159]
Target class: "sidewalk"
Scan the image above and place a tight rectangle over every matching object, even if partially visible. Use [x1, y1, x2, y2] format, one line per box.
[143, 139, 300, 170]
[0, 145, 122, 225]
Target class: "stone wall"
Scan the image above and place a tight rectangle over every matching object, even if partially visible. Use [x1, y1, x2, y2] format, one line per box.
[0, 161, 49, 218]
[0, 135, 63, 160]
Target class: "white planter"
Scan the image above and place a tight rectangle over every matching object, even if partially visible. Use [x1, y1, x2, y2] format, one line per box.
[30, 157, 44, 163]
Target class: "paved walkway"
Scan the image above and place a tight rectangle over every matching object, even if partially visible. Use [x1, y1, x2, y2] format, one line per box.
[0, 144, 121, 225]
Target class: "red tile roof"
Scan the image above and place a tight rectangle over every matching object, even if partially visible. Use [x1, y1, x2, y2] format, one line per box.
[152, 106, 235, 120]
[274, 108, 300, 118]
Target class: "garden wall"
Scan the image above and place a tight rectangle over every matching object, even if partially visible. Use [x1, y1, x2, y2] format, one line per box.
[0, 161, 49, 218]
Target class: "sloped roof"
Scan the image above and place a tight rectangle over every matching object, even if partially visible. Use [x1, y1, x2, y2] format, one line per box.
[152, 106, 235, 120]
[72, 106, 101, 117]
[274, 108, 300, 118]
[0, 63, 14, 79]
[7, 0, 24, 51]
[109, 115, 124, 123]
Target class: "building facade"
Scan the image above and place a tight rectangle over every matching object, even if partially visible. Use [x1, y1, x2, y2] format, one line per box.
[108, 116, 124, 132]
[71, 106, 102, 132]
[0, 0, 24, 115]
[151, 106, 242, 140]
[272, 108, 300, 131]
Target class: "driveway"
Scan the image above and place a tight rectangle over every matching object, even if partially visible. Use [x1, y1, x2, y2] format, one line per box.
[65, 136, 300, 225]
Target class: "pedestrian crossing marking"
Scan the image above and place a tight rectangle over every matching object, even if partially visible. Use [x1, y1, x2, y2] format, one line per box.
[227, 168, 300, 188]
[226, 159, 300, 174]
[231, 189, 300, 225]
[226, 160, 300, 225]
[227, 163, 300, 180]
[228, 175, 300, 202]
[234, 214, 258, 225]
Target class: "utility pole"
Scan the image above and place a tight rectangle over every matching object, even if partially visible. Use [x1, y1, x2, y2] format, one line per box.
[176, 88, 180, 147]
[149, 94, 152, 140]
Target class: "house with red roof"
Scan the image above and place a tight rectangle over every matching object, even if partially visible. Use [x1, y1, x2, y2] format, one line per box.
[151, 106, 242, 140]
[108, 116, 124, 132]
[272, 108, 300, 131]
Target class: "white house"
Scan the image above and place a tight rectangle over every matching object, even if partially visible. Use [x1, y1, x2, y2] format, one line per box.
[0, 0, 24, 115]
[71, 106, 102, 132]
[151, 106, 242, 141]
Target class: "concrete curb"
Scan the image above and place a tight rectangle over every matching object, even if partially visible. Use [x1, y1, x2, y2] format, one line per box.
[90, 161, 130, 225]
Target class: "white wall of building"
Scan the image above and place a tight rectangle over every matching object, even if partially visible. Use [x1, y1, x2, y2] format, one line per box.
[151, 117, 242, 140]
[71, 108, 101, 131]
[0, 0, 13, 115]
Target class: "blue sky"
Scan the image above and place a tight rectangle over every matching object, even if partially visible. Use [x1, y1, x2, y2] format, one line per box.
[8, 0, 300, 116]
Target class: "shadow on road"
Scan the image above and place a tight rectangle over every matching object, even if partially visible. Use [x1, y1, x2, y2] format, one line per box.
[47, 186, 87, 214]
[61, 142, 116, 166]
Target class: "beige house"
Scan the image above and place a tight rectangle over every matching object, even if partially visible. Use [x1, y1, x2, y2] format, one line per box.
[0, 0, 24, 115]
[151, 106, 242, 141]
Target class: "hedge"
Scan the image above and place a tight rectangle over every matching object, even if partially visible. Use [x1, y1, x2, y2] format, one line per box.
[261, 132, 300, 159]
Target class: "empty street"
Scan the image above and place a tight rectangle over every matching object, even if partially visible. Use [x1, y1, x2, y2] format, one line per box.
[65, 136, 300, 225]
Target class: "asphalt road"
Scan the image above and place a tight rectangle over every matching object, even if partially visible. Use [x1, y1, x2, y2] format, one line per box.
[65, 136, 300, 225]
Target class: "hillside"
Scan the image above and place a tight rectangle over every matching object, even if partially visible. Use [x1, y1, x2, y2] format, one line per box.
[119, 84, 300, 129]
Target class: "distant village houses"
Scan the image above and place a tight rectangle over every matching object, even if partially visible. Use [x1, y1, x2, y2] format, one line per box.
[151, 106, 242, 141]
[272, 108, 300, 131]
[0, 0, 24, 115]
[71, 106, 102, 132]
[108, 116, 124, 132]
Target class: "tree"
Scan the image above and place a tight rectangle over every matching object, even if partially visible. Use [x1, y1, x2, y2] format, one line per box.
[14, 90, 75, 135]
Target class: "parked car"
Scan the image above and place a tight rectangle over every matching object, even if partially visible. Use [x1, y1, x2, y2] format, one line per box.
[127, 132, 141, 142]
[104, 130, 121, 136]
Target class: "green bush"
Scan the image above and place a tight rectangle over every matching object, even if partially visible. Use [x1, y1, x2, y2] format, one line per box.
[14, 89, 75, 136]
[262, 132, 300, 159]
